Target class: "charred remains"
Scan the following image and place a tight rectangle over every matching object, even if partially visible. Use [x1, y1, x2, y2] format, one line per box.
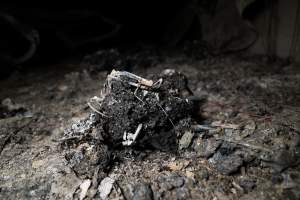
[61, 69, 197, 178]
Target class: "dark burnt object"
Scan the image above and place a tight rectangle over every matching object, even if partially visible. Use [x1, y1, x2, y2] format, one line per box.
[61, 69, 195, 178]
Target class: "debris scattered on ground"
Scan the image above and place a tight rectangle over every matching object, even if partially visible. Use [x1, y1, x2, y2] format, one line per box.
[1, 49, 300, 199]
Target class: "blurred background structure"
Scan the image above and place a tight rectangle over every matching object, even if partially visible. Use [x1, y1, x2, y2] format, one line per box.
[1, 0, 300, 78]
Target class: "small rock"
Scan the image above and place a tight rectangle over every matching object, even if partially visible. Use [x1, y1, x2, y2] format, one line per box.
[193, 137, 222, 158]
[132, 183, 153, 200]
[195, 168, 209, 181]
[238, 176, 256, 192]
[167, 160, 190, 171]
[185, 171, 195, 179]
[158, 173, 185, 190]
[209, 151, 243, 175]
[242, 120, 256, 136]
[178, 130, 194, 150]
[261, 148, 300, 172]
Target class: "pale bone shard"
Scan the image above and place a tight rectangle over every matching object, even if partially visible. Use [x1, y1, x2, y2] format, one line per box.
[88, 96, 108, 118]
[98, 177, 115, 200]
[79, 179, 92, 200]
[107, 70, 154, 90]
[122, 123, 143, 146]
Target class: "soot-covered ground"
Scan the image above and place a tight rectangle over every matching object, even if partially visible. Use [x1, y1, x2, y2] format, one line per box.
[1, 46, 300, 199]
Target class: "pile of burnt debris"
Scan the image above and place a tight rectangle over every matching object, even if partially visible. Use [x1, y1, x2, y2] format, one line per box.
[58, 67, 300, 199]
[60, 69, 197, 178]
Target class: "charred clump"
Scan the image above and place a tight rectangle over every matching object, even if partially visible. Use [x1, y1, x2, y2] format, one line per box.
[60, 69, 196, 177]
[96, 69, 194, 150]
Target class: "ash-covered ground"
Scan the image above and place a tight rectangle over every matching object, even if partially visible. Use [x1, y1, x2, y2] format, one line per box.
[1, 46, 300, 200]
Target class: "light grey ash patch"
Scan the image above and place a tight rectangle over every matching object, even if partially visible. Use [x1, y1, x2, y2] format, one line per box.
[63, 113, 99, 139]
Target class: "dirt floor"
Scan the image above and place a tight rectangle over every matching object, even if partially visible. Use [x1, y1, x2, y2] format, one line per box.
[1, 46, 300, 200]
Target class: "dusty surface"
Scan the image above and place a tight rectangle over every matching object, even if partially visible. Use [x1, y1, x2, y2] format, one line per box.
[1, 47, 300, 200]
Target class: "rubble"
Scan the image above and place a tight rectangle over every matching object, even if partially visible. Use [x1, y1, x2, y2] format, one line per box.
[62, 69, 195, 154]
[94, 69, 194, 149]
[2, 50, 300, 199]
[59, 69, 197, 196]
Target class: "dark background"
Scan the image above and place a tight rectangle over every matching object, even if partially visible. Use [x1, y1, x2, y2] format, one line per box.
[0, 0, 270, 78]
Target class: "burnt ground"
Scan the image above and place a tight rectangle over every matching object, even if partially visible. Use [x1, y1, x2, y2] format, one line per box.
[1, 46, 300, 200]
